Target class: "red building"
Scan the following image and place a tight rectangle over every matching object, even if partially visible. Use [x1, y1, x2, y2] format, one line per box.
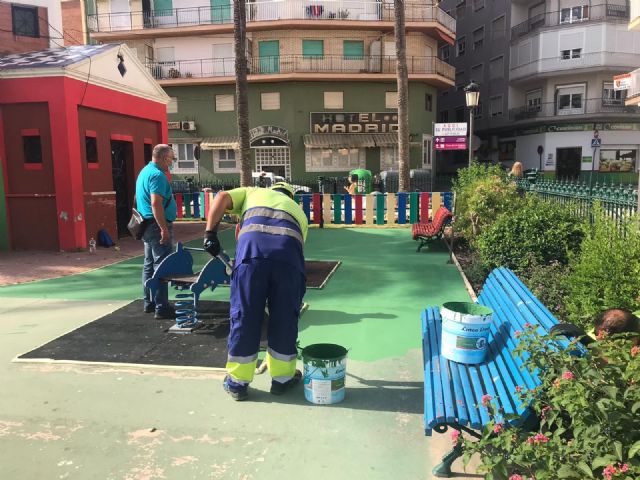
[0, 44, 169, 251]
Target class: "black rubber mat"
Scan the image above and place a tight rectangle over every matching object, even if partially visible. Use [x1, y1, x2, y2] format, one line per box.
[18, 299, 255, 368]
[305, 260, 340, 288]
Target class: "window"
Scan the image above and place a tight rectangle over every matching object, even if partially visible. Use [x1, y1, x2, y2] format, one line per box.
[491, 15, 505, 41]
[385, 91, 398, 109]
[261, 92, 280, 110]
[455, 0, 466, 20]
[154, 0, 173, 16]
[324, 91, 343, 109]
[85, 136, 98, 164]
[343, 40, 364, 60]
[170, 144, 198, 173]
[215, 94, 235, 112]
[12, 5, 39, 37]
[526, 89, 542, 112]
[473, 0, 484, 11]
[561, 48, 581, 59]
[305, 148, 365, 172]
[471, 63, 484, 81]
[599, 149, 636, 172]
[602, 82, 626, 106]
[456, 37, 466, 57]
[303, 40, 324, 59]
[23, 135, 43, 164]
[473, 27, 484, 50]
[155, 47, 175, 65]
[439, 45, 450, 62]
[380, 147, 398, 171]
[490, 96, 503, 117]
[489, 56, 504, 79]
[455, 70, 465, 91]
[167, 97, 178, 114]
[455, 107, 465, 122]
[425, 94, 433, 111]
[560, 5, 588, 24]
[439, 111, 449, 122]
[556, 84, 585, 115]
[214, 149, 239, 172]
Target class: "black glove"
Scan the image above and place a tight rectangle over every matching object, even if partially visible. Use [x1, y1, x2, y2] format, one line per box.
[203, 230, 221, 257]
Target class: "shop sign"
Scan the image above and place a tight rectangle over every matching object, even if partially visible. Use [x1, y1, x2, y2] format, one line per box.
[434, 122, 467, 137]
[250, 125, 289, 142]
[310, 113, 398, 133]
[168, 121, 181, 130]
[613, 73, 631, 91]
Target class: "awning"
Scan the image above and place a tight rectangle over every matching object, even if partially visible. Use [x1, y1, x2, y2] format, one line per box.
[303, 133, 398, 148]
[200, 136, 239, 150]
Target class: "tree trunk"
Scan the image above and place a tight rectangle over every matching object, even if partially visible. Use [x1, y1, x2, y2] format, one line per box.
[394, 0, 410, 193]
[234, 0, 251, 187]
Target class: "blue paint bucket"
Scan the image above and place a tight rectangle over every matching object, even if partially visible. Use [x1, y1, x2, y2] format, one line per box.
[441, 302, 493, 364]
[302, 343, 347, 405]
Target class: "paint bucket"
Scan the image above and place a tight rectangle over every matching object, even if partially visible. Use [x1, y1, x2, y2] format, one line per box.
[302, 343, 347, 405]
[441, 302, 493, 364]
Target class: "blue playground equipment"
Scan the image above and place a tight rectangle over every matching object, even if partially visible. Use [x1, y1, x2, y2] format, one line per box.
[145, 242, 232, 333]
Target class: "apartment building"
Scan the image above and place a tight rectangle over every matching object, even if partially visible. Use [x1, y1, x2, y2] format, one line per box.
[440, 0, 640, 179]
[0, 0, 64, 54]
[84, 0, 455, 180]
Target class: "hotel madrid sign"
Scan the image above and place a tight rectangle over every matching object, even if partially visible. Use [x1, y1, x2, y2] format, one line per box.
[310, 112, 399, 134]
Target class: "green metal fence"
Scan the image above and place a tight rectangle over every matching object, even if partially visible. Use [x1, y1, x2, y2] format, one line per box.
[516, 178, 638, 224]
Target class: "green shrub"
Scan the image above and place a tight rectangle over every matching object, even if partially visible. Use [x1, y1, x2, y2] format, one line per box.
[564, 205, 640, 330]
[522, 260, 571, 320]
[452, 164, 519, 242]
[462, 328, 640, 480]
[476, 196, 583, 275]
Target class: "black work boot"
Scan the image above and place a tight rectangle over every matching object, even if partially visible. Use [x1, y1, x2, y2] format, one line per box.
[270, 370, 302, 395]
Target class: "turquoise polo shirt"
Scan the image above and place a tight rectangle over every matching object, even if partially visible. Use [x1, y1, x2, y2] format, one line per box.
[135, 162, 177, 222]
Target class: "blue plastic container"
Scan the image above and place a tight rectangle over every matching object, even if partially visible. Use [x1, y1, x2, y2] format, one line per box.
[302, 343, 347, 405]
[441, 302, 493, 364]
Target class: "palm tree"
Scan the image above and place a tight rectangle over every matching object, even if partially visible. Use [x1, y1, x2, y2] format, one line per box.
[394, 0, 410, 193]
[234, 0, 251, 186]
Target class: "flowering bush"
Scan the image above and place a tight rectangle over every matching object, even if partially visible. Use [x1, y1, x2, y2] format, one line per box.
[461, 327, 640, 479]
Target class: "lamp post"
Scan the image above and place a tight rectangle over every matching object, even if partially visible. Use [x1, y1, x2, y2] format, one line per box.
[464, 80, 480, 167]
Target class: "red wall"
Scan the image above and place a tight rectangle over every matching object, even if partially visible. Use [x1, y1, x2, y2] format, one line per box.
[0, 3, 49, 55]
[2, 103, 58, 250]
[78, 107, 160, 243]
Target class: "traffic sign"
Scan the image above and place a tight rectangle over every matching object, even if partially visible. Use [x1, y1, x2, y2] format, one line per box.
[435, 136, 467, 144]
[591, 138, 601, 148]
[435, 142, 467, 150]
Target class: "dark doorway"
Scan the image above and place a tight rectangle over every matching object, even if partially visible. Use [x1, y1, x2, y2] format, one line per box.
[142, 0, 152, 27]
[144, 143, 152, 165]
[111, 140, 135, 238]
[260, 165, 286, 177]
[556, 147, 582, 179]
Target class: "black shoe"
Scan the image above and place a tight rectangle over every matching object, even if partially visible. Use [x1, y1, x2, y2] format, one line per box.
[143, 303, 155, 314]
[270, 370, 302, 395]
[154, 306, 176, 320]
[223, 375, 248, 401]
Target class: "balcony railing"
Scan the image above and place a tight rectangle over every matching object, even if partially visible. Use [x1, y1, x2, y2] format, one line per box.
[87, 0, 456, 34]
[510, 3, 628, 41]
[510, 51, 639, 81]
[146, 54, 455, 80]
[508, 98, 640, 121]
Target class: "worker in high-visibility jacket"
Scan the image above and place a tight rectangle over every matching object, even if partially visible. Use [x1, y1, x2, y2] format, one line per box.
[203, 182, 308, 401]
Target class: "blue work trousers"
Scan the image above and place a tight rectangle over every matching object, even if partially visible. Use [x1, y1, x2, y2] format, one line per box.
[142, 222, 173, 312]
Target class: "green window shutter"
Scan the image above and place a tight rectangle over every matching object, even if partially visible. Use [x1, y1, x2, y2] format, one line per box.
[343, 40, 364, 60]
[85, 0, 96, 17]
[303, 40, 323, 59]
[154, 0, 173, 16]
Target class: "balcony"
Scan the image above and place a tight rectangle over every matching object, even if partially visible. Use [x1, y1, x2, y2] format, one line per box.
[145, 54, 454, 85]
[87, 0, 455, 37]
[508, 98, 640, 122]
[510, 3, 628, 42]
[510, 51, 640, 82]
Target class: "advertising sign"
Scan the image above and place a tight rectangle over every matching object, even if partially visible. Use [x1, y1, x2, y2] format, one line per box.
[434, 122, 468, 137]
[434, 136, 467, 150]
[613, 73, 631, 91]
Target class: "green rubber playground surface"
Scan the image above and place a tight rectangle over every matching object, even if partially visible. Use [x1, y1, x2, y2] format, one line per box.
[0, 227, 469, 362]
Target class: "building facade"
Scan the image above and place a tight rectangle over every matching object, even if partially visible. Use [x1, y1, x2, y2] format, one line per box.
[0, 0, 64, 55]
[440, 0, 640, 180]
[85, 0, 455, 181]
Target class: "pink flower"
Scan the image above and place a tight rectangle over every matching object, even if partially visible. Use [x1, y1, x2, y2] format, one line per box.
[515, 386, 522, 393]
[527, 433, 549, 444]
[631, 346, 640, 357]
[602, 464, 617, 480]
[508, 475, 523, 480]
[450, 429, 460, 444]
[493, 423, 503, 434]
[618, 463, 629, 473]
[514, 330, 522, 338]
[481, 394, 492, 406]
[524, 323, 533, 328]
[541, 406, 551, 419]
[562, 371, 574, 380]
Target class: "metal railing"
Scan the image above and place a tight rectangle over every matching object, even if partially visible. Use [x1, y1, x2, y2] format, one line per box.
[508, 98, 640, 121]
[87, 0, 455, 34]
[147, 55, 455, 80]
[510, 3, 628, 41]
[516, 178, 638, 227]
[510, 51, 640, 81]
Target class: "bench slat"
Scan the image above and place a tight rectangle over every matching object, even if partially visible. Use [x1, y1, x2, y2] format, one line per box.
[422, 309, 435, 434]
[469, 367, 491, 425]
[449, 353, 470, 427]
[426, 308, 447, 427]
[456, 362, 482, 429]
[433, 309, 457, 424]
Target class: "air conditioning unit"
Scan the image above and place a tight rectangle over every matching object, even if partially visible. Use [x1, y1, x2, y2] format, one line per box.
[181, 121, 196, 131]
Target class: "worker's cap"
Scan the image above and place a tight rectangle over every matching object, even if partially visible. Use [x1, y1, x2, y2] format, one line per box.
[271, 181, 294, 199]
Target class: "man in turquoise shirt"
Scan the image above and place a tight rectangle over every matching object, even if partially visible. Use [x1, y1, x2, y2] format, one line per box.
[135, 144, 177, 319]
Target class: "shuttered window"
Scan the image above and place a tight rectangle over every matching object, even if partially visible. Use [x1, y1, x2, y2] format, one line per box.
[261, 92, 280, 110]
[215, 94, 235, 112]
[154, 0, 172, 16]
[324, 91, 343, 109]
[303, 40, 324, 58]
[343, 40, 364, 60]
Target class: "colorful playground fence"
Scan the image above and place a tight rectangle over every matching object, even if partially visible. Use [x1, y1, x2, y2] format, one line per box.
[173, 191, 454, 226]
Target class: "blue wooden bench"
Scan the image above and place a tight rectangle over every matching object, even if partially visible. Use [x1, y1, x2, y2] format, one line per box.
[422, 267, 575, 477]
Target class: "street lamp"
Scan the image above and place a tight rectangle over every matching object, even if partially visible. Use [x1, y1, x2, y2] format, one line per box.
[464, 80, 480, 167]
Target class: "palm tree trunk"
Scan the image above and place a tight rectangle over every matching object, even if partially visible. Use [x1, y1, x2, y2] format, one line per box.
[234, 0, 251, 186]
[394, 0, 410, 192]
